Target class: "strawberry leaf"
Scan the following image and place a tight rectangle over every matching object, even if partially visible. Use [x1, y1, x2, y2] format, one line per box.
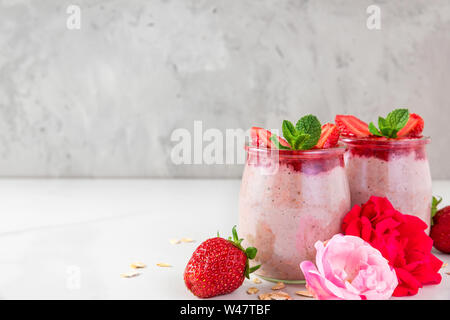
[431, 196, 443, 226]
[232, 226, 239, 242]
[248, 265, 261, 273]
[245, 247, 257, 259]
[226, 226, 261, 279]
[244, 263, 261, 279]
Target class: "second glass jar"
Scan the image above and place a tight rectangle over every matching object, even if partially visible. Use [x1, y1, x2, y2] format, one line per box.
[341, 137, 432, 233]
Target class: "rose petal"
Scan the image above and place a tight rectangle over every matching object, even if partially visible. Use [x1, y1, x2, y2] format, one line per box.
[393, 267, 422, 297]
[300, 261, 339, 300]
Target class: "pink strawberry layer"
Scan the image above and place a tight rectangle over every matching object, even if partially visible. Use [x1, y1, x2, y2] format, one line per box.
[238, 162, 351, 281]
[344, 151, 432, 233]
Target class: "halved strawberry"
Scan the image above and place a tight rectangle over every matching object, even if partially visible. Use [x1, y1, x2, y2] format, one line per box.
[397, 113, 424, 138]
[316, 123, 340, 148]
[335, 115, 371, 138]
[250, 127, 289, 148]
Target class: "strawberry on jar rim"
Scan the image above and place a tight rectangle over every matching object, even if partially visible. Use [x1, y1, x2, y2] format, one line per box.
[250, 127, 289, 149]
[335, 115, 371, 138]
[397, 113, 424, 138]
[315, 123, 340, 149]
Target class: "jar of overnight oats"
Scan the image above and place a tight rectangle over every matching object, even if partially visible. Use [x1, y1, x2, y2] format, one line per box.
[238, 145, 351, 282]
[341, 137, 432, 233]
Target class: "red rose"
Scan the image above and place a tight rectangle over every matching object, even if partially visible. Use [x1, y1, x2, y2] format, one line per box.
[342, 196, 443, 297]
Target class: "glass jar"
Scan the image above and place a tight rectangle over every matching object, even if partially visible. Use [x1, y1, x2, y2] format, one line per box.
[341, 137, 432, 233]
[238, 145, 351, 283]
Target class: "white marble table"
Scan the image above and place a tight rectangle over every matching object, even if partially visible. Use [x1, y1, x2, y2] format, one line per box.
[0, 179, 448, 300]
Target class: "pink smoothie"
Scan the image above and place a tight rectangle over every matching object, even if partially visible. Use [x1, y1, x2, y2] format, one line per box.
[238, 147, 351, 281]
[342, 137, 432, 233]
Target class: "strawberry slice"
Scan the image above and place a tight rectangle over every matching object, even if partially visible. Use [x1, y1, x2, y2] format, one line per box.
[397, 113, 424, 138]
[335, 115, 371, 138]
[250, 127, 290, 148]
[316, 123, 340, 149]
[277, 136, 291, 148]
[250, 127, 274, 148]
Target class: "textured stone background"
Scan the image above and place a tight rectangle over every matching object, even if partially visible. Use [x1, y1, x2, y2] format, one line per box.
[0, 0, 449, 178]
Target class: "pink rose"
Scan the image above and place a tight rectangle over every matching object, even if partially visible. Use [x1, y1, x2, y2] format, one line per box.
[300, 234, 398, 300]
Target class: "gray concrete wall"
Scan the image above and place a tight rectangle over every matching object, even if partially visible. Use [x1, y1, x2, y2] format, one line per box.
[0, 0, 449, 178]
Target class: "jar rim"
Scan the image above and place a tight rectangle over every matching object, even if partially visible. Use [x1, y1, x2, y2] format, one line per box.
[340, 136, 430, 148]
[245, 143, 347, 159]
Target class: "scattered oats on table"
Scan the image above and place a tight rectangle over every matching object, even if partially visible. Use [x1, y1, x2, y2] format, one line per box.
[270, 291, 292, 300]
[271, 282, 285, 290]
[258, 291, 292, 300]
[156, 263, 172, 267]
[247, 287, 259, 294]
[130, 262, 146, 269]
[181, 238, 195, 243]
[120, 271, 140, 278]
[295, 290, 313, 298]
[258, 293, 272, 300]
[252, 277, 262, 284]
[169, 239, 181, 245]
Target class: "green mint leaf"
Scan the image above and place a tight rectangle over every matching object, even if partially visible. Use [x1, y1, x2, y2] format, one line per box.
[369, 122, 383, 136]
[386, 108, 409, 131]
[378, 117, 388, 131]
[295, 115, 322, 150]
[370, 109, 411, 138]
[245, 247, 257, 259]
[381, 127, 397, 138]
[282, 120, 297, 146]
[292, 133, 310, 150]
[378, 117, 398, 138]
[270, 135, 291, 150]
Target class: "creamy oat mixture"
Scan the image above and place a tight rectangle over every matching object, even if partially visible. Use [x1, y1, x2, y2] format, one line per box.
[239, 162, 350, 281]
[345, 151, 432, 233]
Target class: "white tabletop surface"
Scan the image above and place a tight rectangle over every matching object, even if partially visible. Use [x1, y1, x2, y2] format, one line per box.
[0, 178, 448, 300]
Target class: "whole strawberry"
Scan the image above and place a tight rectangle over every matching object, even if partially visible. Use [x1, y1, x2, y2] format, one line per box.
[184, 226, 260, 298]
[431, 199, 450, 253]
[430, 206, 450, 253]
